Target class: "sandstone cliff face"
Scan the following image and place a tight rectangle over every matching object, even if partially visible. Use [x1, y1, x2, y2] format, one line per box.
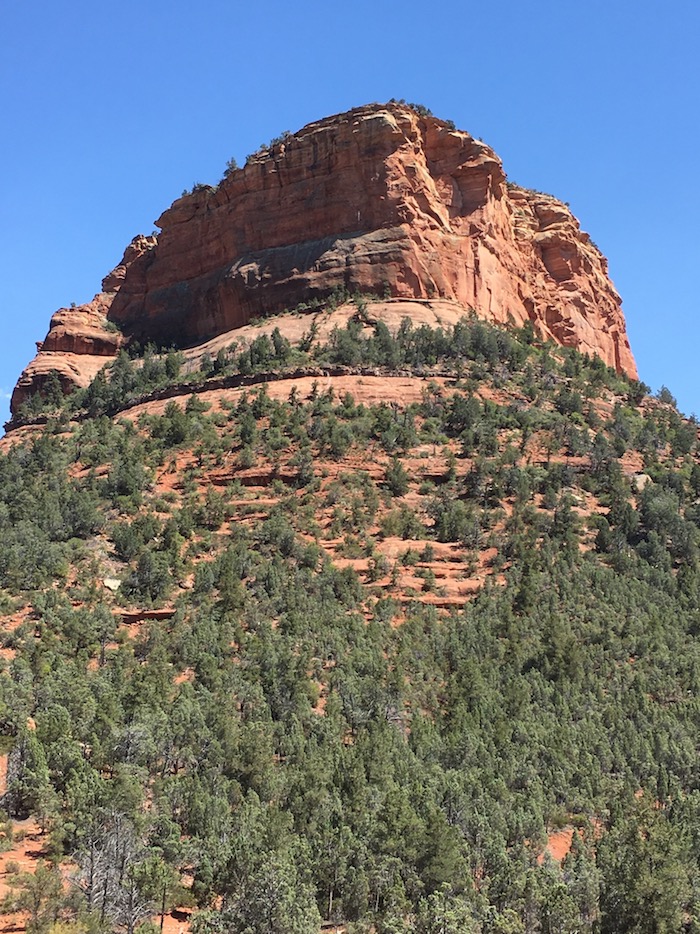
[11, 103, 636, 415]
[10, 235, 155, 415]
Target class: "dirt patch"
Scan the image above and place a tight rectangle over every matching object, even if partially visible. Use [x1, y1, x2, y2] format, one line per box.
[0, 820, 46, 904]
[161, 906, 193, 934]
[174, 668, 195, 686]
[539, 826, 575, 863]
[0, 607, 31, 634]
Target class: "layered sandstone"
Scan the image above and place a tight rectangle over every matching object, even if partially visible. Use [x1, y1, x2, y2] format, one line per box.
[10, 296, 121, 415]
[10, 236, 156, 415]
[11, 103, 637, 416]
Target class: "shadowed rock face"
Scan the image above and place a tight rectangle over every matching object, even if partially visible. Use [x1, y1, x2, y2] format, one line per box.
[11, 103, 637, 415]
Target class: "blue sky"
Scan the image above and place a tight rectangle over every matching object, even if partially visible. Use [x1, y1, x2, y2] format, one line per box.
[2, 0, 698, 428]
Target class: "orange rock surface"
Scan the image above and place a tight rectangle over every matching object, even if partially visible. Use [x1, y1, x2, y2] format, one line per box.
[10, 235, 155, 415]
[11, 103, 636, 415]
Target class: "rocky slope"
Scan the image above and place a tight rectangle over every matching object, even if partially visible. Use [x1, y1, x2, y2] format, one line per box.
[11, 102, 636, 416]
[1, 308, 698, 932]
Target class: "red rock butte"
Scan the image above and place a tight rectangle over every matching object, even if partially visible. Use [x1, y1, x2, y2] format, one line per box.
[11, 102, 637, 414]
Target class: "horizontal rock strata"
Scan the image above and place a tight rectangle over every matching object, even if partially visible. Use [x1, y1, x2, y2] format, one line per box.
[11, 103, 637, 415]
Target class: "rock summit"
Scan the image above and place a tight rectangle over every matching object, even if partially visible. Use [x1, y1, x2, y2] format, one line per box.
[11, 102, 637, 414]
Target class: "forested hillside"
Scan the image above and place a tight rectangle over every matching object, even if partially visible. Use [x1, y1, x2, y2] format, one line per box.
[1, 304, 699, 933]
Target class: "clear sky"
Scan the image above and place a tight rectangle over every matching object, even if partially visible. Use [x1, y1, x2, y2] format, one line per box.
[2, 0, 698, 429]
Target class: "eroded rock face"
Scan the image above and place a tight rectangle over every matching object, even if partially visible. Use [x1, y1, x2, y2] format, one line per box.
[11, 235, 156, 415]
[11, 103, 637, 416]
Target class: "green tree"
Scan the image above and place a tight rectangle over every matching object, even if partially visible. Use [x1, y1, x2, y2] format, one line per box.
[597, 800, 692, 934]
[417, 884, 478, 934]
[194, 828, 320, 934]
[385, 458, 410, 496]
[5, 728, 52, 819]
[15, 862, 64, 934]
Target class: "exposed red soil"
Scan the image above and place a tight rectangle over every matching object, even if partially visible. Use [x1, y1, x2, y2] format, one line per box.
[0, 608, 30, 634]
[0, 426, 43, 453]
[115, 621, 142, 642]
[0, 820, 46, 920]
[538, 826, 575, 863]
[161, 906, 194, 934]
[173, 668, 195, 685]
[313, 691, 328, 716]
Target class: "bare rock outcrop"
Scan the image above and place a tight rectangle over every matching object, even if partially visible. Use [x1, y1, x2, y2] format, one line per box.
[11, 103, 636, 416]
[11, 235, 156, 415]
